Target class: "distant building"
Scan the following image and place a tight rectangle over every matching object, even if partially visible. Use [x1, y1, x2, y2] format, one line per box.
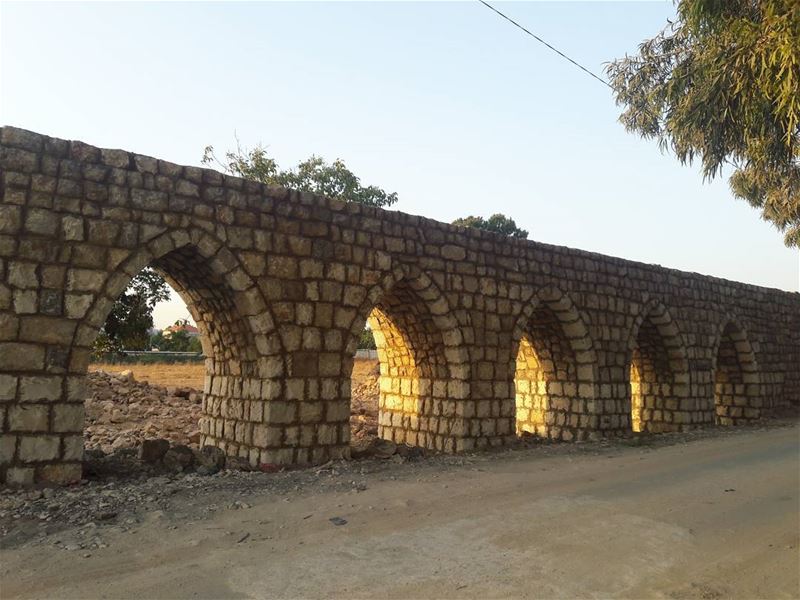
[162, 323, 200, 338]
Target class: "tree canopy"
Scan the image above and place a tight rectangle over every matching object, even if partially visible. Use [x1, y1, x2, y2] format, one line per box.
[93, 268, 170, 356]
[452, 214, 529, 239]
[202, 141, 398, 208]
[150, 320, 203, 353]
[606, 0, 800, 246]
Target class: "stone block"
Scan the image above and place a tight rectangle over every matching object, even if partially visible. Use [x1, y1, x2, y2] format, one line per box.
[67, 268, 106, 291]
[38, 463, 82, 484]
[66, 376, 88, 401]
[20, 376, 63, 401]
[0, 343, 45, 371]
[264, 401, 296, 424]
[8, 261, 38, 289]
[65, 293, 95, 319]
[18, 435, 60, 461]
[318, 353, 341, 377]
[19, 317, 75, 344]
[39, 289, 63, 315]
[9, 404, 49, 432]
[52, 403, 84, 432]
[5, 467, 35, 486]
[291, 352, 318, 377]
[316, 423, 337, 445]
[61, 216, 85, 241]
[0, 205, 22, 234]
[442, 244, 466, 261]
[299, 401, 323, 423]
[0, 374, 18, 400]
[13, 290, 37, 314]
[62, 435, 84, 461]
[0, 434, 17, 465]
[24, 209, 58, 236]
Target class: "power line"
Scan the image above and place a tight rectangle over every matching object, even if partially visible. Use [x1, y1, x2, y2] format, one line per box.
[477, 0, 613, 90]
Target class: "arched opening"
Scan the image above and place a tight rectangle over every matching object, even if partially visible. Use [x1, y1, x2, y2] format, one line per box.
[345, 268, 468, 454]
[714, 321, 761, 424]
[86, 263, 206, 453]
[628, 303, 689, 433]
[76, 231, 283, 468]
[512, 290, 596, 442]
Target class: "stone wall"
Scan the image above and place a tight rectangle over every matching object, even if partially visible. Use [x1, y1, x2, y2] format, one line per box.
[1, 126, 798, 485]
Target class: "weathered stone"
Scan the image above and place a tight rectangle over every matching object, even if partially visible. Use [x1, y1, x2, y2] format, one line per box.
[19, 376, 62, 401]
[18, 435, 60, 461]
[5, 467, 35, 486]
[39, 289, 63, 315]
[0, 434, 16, 465]
[8, 261, 38, 288]
[13, 290, 37, 314]
[65, 293, 94, 319]
[196, 445, 226, 471]
[9, 404, 49, 432]
[138, 438, 170, 463]
[163, 444, 195, 472]
[0, 205, 22, 234]
[52, 403, 84, 432]
[19, 317, 75, 344]
[38, 463, 82, 484]
[67, 268, 106, 291]
[441, 244, 466, 261]
[0, 344, 45, 371]
[0, 374, 18, 400]
[61, 216, 85, 241]
[24, 208, 58, 236]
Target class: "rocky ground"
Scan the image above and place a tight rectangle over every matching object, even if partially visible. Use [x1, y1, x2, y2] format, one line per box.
[1, 413, 796, 555]
[84, 370, 204, 453]
[4, 423, 797, 600]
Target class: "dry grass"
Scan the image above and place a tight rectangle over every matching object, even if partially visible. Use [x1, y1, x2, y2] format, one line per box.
[89, 363, 205, 389]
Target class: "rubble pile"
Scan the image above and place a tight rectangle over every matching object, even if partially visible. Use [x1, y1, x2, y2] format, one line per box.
[350, 361, 380, 445]
[85, 370, 203, 453]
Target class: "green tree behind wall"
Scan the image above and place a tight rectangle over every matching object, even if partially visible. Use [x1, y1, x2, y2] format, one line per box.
[452, 213, 529, 239]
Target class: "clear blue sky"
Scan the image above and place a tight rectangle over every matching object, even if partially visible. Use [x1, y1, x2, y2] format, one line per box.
[2, 1, 797, 328]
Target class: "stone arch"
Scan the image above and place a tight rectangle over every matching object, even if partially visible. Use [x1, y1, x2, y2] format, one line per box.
[711, 317, 762, 424]
[510, 286, 598, 441]
[626, 299, 690, 432]
[69, 227, 285, 464]
[344, 263, 470, 451]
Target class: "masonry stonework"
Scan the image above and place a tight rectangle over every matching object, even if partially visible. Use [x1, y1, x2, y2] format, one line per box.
[1, 126, 798, 485]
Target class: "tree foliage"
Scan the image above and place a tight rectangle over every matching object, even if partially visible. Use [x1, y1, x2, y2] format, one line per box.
[606, 0, 800, 246]
[94, 268, 170, 356]
[358, 328, 377, 350]
[452, 213, 529, 239]
[150, 320, 203, 353]
[202, 140, 399, 208]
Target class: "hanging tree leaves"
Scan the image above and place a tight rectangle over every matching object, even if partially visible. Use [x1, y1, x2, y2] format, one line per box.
[606, 0, 800, 246]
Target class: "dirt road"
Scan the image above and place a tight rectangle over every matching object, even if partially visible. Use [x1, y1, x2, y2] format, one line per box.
[2, 425, 798, 599]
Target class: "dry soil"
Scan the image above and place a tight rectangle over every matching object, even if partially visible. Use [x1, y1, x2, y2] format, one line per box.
[1, 421, 797, 599]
